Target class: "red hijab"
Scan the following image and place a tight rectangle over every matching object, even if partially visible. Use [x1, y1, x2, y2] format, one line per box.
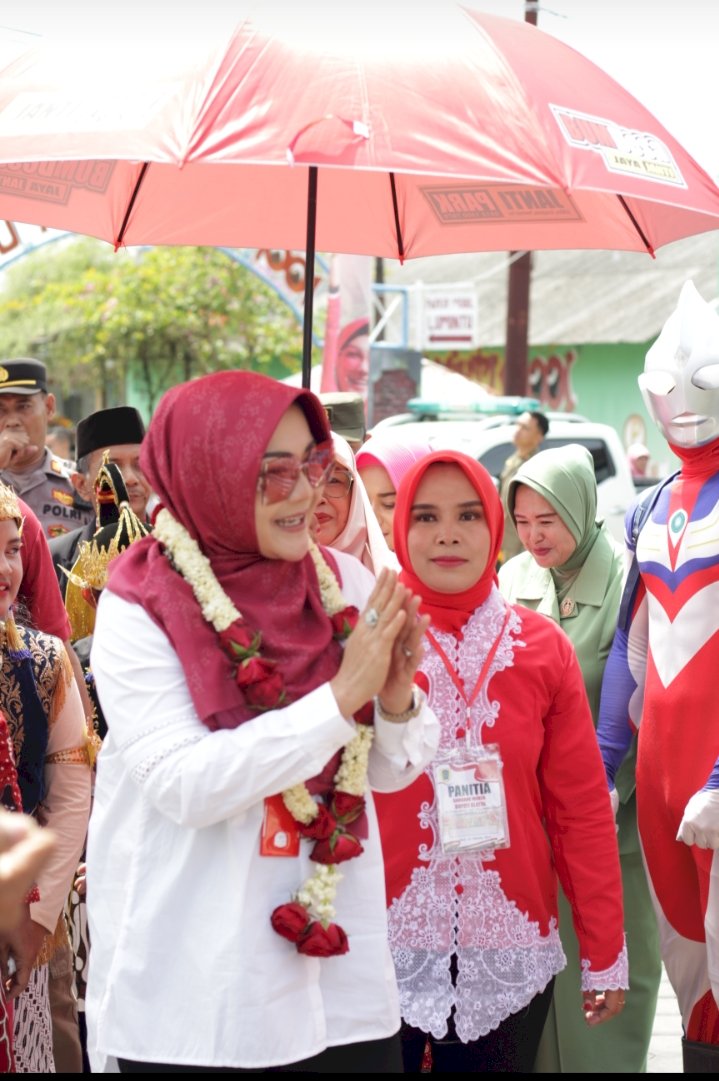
[393, 450, 504, 634]
[108, 371, 343, 731]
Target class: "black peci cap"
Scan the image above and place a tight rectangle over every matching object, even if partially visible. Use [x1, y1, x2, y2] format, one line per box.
[76, 406, 146, 462]
[0, 357, 48, 395]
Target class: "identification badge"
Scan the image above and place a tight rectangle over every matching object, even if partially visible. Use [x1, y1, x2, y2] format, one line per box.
[260, 794, 300, 857]
[432, 744, 510, 855]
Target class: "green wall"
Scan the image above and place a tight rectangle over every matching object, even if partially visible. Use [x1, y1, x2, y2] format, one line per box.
[556, 341, 680, 479]
[429, 340, 681, 480]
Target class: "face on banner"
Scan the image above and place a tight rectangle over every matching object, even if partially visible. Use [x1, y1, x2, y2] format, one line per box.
[320, 255, 372, 409]
[336, 319, 370, 396]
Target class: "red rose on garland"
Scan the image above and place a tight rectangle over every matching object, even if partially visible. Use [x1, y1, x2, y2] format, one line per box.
[270, 902, 311, 943]
[234, 655, 276, 688]
[329, 606, 359, 640]
[244, 670, 286, 710]
[310, 830, 364, 865]
[297, 804, 336, 841]
[217, 620, 287, 710]
[331, 792, 365, 825]
[297, 920, 349, 957]
[269, 907, 350, 958]
[218, 621, 260, 657]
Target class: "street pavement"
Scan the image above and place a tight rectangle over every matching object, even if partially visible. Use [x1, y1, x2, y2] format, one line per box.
[647, 964, 683, 1073]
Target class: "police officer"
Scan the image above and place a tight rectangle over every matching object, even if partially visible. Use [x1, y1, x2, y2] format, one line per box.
[0, 358, 93, 539]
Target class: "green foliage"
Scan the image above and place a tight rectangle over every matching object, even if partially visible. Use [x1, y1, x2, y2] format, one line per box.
[0, 239, 303, 412]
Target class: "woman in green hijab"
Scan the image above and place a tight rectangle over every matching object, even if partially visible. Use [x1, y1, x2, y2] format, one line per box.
[498, 444, 661, 1075]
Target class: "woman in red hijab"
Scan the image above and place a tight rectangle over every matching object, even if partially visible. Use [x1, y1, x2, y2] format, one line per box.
[375, 450, 627, 1073]
[84, 371, 439, 1074]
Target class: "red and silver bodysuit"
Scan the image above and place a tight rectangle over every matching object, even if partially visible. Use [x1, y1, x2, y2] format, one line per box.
[598, 281, 719, 1047]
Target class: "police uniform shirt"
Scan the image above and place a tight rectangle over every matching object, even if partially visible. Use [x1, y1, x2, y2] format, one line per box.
[1, 447, 94, 540]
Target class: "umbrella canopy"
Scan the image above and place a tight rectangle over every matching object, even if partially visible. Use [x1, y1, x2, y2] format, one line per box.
[0, 1, 718, 383]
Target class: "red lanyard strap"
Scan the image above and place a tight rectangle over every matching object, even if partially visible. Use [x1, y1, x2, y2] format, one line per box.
[426, 604, 511, 727]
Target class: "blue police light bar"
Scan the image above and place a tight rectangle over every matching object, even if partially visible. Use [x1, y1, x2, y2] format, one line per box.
[406, 396, 542, 416]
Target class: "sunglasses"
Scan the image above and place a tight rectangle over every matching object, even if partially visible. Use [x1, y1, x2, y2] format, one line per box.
[257, 441, 334, 504]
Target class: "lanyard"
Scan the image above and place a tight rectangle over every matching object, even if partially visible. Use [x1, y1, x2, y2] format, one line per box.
[426, 604, 511, 734]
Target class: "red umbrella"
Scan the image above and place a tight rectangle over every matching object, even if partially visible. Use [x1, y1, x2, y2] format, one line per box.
[0, 2, 718, 384]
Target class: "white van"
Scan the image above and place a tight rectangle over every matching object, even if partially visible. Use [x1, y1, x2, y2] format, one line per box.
[367, 410, 637, 545]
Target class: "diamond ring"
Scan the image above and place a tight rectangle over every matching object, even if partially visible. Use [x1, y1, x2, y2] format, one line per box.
[402, 646, 413, 658]
[364, 607, 380, 628]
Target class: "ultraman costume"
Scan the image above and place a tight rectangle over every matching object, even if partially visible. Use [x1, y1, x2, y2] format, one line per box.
[597, 281, 719, 1071]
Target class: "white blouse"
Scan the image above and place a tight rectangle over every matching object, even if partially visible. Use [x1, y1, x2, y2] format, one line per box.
[85, 550, 440, 1071]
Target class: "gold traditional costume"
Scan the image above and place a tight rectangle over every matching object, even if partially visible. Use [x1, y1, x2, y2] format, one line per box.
[63, 455, 150, 643]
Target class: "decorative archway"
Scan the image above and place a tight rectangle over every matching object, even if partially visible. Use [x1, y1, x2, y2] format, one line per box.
[0, 224, 331, 346]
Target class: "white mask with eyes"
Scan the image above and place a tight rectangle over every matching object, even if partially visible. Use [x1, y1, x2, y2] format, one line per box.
[639, 280, 719, 448]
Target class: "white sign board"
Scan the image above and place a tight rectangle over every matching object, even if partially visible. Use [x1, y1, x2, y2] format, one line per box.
[422, 289, 478, 350]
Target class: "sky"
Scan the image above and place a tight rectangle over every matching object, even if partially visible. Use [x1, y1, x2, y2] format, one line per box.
[478, 0, 719, 180]
[2, 1, 716, 181]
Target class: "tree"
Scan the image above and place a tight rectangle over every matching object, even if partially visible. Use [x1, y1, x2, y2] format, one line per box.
[0, 238, 303, 412]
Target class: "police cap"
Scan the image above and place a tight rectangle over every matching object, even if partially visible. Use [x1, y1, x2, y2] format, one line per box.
[0, 357, 48, 395]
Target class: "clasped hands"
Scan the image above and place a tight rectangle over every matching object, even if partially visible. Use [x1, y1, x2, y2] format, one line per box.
[330, 569, 430, 722]
[583, 988, 626, 1027]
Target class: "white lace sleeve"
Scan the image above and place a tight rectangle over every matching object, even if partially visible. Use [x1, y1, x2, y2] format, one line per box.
[368, 706, 441, 792]
[91, 591, 357, 829]
[581, 937, 629, 991]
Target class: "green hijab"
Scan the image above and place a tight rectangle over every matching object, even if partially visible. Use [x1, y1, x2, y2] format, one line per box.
[507, 443, 601, 575]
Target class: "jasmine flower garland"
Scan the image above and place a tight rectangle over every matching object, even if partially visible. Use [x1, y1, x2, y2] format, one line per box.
[154, 508, 374, 957]
[154, 509, 239, 630]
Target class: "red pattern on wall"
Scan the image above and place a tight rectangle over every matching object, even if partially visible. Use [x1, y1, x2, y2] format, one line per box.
[428, 347, 578, 412]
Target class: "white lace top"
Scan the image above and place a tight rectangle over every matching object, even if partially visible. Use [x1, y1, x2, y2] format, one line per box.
[382, 587, 628, 1041]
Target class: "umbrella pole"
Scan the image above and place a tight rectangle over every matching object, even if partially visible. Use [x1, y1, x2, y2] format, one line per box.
[301, 167, 318, 389]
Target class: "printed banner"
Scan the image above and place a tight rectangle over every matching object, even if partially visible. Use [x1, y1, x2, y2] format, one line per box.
[422, 287, 478, 350]
[319, 254, 372, 412]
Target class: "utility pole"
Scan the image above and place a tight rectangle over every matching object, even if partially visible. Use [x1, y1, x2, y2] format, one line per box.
[503, 1, 537, 395]
[374, 256, 385, 341]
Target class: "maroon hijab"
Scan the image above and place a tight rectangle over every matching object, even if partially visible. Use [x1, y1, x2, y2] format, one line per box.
[393, 450, 504, 634]
[108, 371, 343, 730]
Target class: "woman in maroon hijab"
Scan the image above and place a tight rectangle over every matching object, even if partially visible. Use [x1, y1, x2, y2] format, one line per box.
[375, 449, 627, 1073]
[84, 371, 439, 1074]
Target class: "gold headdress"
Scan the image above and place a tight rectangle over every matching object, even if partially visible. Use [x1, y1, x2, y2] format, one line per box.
[64, 455, 150, 642]
[0, 482, 22, 529]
